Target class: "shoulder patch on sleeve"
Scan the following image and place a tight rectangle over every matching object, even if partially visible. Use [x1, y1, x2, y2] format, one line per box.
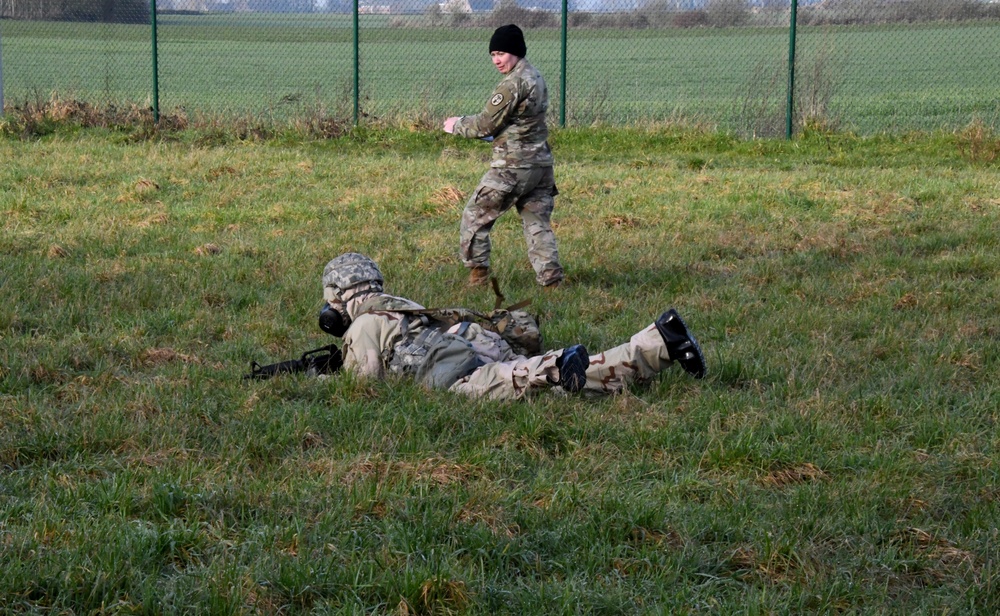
[489, 82, 515, 110]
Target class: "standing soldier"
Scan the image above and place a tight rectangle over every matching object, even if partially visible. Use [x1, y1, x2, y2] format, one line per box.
[444, 24, 564, 289]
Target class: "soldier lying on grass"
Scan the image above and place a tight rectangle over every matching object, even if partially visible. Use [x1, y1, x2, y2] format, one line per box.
[273, 252, 706, 401]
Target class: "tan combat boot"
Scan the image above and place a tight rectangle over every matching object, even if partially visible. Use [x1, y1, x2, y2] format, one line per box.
[468, 266, 490, 286]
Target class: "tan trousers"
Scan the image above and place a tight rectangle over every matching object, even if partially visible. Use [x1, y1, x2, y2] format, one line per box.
[449, 322, 671, 400]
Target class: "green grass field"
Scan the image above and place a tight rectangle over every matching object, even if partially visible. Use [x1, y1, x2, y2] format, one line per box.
[2, 16, 999, 133]
[1, 120, 999, 612]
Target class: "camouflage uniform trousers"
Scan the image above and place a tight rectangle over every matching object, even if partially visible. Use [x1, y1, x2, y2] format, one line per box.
[459, 166, 564, 286]
[449, 320, 671, 400]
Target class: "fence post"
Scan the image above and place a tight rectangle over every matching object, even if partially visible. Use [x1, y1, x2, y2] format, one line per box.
[151, 0, 159, 122]
[0, 21, 5, 114]
[785, 0, 797, 139]
[353, 0, 359, 125]
[559, 0, 567, 128]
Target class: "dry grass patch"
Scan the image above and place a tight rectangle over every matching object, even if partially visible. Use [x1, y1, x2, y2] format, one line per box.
[956, 118, 1000, 164]
[208, 165, 239, 180]
[2, 95, 188, 138]
[194, 243, 223, 256]
[289, 114, 350, 140]
[136, 212, 169, 228]
[759, 462, 828, 488]
[893, 293, 918, 310]
[629, 526, 684, 549]
[92, 260, 129, 284]
[141, 348, 201, 366]
[891, 527, 978, 580]
[29, 364, 66, 385]
[457, 502, 519, 538]
[604, 390, 652, 416]
[134, 178, 160, 194]
[940, 349, 981, 372]
[428, 185, 466, 212]
[115, 178, 160, 204]
[605, 215, 643, 229]
[47, 244, 71, 258]
[339, 456, 478, 487]
[131, 448, 192, 468]
[397, 577, 470, 616]
[728, 544, 810, 584]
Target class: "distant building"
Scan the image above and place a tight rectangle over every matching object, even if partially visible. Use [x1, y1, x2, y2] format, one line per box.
[160, 0, 211, 9]
[440, 0, 471, 12]
[439, 0, 493, 12]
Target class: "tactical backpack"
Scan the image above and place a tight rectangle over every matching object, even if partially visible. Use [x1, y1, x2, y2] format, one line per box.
[359, 277, 542, 357]
[387, 326, 485, 389]
[486, 306, 542, 357]
[366, 280, 543, 388]
[394, 305, 540, 357]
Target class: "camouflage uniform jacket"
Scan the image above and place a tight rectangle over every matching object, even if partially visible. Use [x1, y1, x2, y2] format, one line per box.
[341, 293, 427, 380]
[340, 293, 537, 389]
[452, 58, 553, 169]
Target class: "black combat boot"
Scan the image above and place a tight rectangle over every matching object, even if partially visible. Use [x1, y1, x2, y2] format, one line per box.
[556, 344, 589, 393]
[655, 309, 706, 379]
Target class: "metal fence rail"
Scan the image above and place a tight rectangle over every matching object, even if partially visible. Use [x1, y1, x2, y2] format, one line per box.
[1, 0, 998, 136]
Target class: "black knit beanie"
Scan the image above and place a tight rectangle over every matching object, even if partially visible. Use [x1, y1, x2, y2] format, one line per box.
[489, 24, 527, 58]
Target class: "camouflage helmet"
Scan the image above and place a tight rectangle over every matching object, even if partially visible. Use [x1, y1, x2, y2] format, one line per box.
[322, 253, 383, 302]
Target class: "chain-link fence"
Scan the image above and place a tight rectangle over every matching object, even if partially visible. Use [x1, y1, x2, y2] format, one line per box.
[1, 0, 998, 136]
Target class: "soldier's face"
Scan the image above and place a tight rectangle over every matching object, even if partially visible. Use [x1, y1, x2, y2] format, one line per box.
[491, 51, 518, 74]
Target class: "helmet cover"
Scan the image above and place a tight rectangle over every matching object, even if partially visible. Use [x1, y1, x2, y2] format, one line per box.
[322, 253, 384, 302]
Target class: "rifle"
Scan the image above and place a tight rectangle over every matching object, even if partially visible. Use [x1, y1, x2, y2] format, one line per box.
[243, 343, 343, 380]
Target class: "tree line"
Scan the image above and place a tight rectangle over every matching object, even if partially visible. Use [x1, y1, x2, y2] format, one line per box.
[2, 0, 997, 26]
[1, 0, 149, 22]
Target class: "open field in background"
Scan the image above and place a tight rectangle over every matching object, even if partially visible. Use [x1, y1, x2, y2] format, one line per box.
[2, 121, 1000, 612]
[2, 17, 999, 133]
